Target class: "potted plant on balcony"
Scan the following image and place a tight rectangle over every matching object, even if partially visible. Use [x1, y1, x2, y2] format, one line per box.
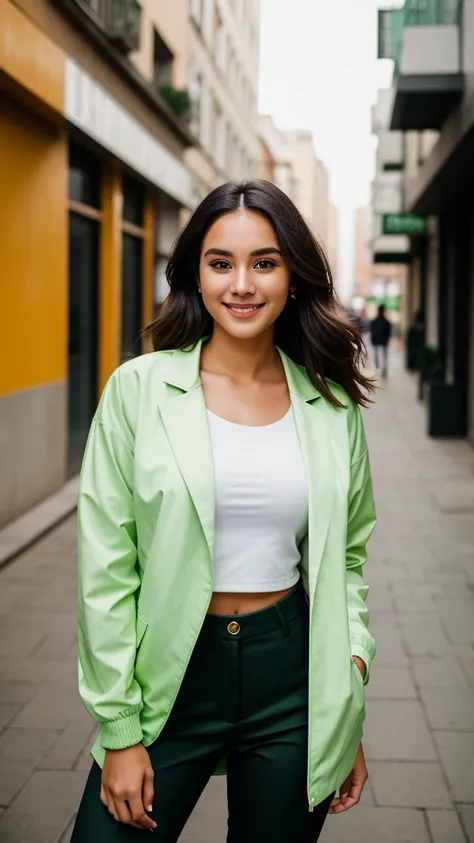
[159, 86, 192, 121]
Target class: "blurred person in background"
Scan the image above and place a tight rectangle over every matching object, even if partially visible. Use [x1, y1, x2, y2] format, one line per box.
[370, 304, 392, 378]
[72, 180, 376, 843]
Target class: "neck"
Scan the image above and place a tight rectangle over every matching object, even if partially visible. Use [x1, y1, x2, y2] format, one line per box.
[201, 325, 279, 380]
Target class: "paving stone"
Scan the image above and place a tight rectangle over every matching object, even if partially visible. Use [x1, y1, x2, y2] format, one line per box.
[412, 657, 468, 688]
[393, 592, 437, 612]
[39, 711, 97, 771]
[459, 805, 474, 843]
[441, 606, 474, 645]
[364, 700, 436, 761]
[318, 806, 431, 843]
[369, 761, 452, 808]
[420, 687, 474, 731]
[455, 647, 474, 685]
[366, 667, 418, 700]
[58, 817, 75, 843]
[400, 617, 452, 657]
[434, 732, 474, 804]
[0, 771, 88, 843]
[0, 705, 21, 732]
[1, 659, 63, 685]
[0, 682, 42, 705]
[370, 628, 409, 667]
[0, 728, 57, 806]
[426, 810, 469, 843]
[9, 673, 82, 732]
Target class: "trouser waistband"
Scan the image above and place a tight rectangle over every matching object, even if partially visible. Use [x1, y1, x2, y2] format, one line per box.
[201, 580, 307, 640]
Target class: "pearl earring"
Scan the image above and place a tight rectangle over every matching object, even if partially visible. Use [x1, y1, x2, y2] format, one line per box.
[291, 292, 296, 300]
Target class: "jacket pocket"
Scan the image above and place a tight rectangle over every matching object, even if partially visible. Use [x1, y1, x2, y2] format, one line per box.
[136, 612, 148, 651]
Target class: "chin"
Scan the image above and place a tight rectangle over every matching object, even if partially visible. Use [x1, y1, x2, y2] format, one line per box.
[217, 319, 272, 341]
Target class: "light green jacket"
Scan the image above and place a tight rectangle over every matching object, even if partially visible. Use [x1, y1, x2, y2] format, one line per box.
[77, 339, 376, 809]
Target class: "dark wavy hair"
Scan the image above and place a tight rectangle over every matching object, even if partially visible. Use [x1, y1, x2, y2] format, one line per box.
[144, 179, 373, 407]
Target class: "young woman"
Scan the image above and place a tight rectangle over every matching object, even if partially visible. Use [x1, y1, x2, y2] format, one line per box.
[72, 180, 376, 842]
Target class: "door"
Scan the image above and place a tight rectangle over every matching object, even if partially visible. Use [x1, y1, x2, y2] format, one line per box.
[68, 213, 99, 476]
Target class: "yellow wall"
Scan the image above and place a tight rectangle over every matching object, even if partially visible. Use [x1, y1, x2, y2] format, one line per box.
[0, 0, 64, 122]
[0, 94, 68, 397]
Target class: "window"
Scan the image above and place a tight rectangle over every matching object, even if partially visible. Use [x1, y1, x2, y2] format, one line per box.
[121, 234, 143, 360]
[189, 69, 203, 139]
[153, 29, 174, 87]
[120, 175, 145, 360]
[123, 175, 145, 226]
[215, 12, 226, 71]
[211, 98, 223, 164]
[69, 144, 101, 207]
[68, 214, 99, 476]
[190, 0, 204, 27]
[67, 142, 100, 476]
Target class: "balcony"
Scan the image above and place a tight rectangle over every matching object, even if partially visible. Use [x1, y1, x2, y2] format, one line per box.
[372, 171, 404, 215]
[81, 0, 141, 54]
[378, 0, 464, 131]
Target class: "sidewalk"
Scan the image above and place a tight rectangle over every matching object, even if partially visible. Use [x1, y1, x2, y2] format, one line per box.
[1, 351, 474, 842]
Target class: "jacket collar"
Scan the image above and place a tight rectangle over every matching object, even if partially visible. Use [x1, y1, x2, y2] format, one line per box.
[161, 338, 322, 403]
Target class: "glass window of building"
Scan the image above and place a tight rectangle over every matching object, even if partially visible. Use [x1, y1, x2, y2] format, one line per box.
[189, 69, 203, 139]
[69, 143, 101, 208]
[190, 0, 204, 27]
[153, 30, 174, 87]
[67, 143, 101, 476]
[121, 175, 145, 360]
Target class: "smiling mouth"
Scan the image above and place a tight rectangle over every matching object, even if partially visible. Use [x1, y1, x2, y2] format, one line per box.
[223, 303, 265, 314]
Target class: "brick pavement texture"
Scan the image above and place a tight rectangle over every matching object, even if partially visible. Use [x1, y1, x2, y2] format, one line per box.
[1, 351, 474, 843]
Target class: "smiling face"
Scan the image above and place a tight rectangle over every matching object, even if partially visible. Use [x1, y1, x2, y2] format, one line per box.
[199, 209, 292, 341]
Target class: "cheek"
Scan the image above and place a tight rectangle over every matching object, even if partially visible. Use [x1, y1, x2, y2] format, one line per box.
[263, 272, 291, 302]
[200, 269, 223, 300]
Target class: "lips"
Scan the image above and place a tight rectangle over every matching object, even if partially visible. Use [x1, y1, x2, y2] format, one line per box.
[223, 303, 265, 318]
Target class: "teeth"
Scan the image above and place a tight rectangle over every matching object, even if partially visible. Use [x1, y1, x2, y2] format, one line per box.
[228, 306, 260, 312]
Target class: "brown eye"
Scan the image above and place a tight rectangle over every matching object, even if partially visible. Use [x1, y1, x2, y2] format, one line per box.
[254, 259, 276, 270]
[210, 260, 232, 270]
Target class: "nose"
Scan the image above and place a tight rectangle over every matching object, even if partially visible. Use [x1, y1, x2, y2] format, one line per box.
[229, 266, 256, 297]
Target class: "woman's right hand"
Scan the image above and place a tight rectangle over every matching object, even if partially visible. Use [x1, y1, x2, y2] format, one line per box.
[101, 744, 157, 831]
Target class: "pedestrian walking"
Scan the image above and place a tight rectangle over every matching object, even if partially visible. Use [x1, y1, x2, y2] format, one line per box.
[370, 304, 392, 377]
[72, 180, 376, 842]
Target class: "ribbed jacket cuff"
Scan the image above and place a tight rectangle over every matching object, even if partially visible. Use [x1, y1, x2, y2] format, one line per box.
[99, 712, 143, 750]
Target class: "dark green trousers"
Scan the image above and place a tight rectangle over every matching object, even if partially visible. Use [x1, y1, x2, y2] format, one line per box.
[72, 584, 333, 842]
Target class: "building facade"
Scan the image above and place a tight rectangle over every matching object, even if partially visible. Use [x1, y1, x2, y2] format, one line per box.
[376, 0, 474, 440]
[282, 131, 331, 252]
[258, 120, 339, 285]
[0, 0, 260, 528]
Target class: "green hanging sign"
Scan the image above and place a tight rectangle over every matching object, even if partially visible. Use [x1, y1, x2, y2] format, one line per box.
[383, 214, 427, 235]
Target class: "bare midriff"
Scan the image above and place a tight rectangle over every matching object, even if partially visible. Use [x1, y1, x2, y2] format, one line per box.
[207, 586, 295, 616]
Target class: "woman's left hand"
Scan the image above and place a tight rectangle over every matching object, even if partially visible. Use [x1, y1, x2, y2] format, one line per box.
[328, 743, 368, 814]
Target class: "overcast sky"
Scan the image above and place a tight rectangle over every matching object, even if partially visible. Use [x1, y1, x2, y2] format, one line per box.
[259, 0, 399, 299]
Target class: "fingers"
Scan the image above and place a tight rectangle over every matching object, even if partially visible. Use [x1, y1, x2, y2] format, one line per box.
[143, 770, 155, 815]
[103, 786, 157, 830]
[328, 774, 368, 814]
[128, 795, 157, 831]
[114, 797, 133, 826]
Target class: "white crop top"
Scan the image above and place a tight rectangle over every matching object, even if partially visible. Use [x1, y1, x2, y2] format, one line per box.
[207, 407, 308, 592]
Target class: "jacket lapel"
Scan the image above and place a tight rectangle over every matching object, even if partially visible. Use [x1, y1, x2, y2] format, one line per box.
[278, 350, 335, 597]
[156, 341, 335, 591]
[158, 343, 215, 559]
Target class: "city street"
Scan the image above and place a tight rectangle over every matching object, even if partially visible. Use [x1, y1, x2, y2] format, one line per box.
[1, 351, 474, 843]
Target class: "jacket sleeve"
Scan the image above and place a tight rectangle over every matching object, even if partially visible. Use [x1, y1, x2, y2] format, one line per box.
[346, 404, 377, 685]
[77, 369, 143, 750]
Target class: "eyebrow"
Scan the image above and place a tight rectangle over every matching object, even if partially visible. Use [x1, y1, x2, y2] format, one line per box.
[204, 247, 282, 258]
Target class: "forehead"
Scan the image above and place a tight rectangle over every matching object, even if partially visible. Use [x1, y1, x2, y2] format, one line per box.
[202, 210, 278, 251]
